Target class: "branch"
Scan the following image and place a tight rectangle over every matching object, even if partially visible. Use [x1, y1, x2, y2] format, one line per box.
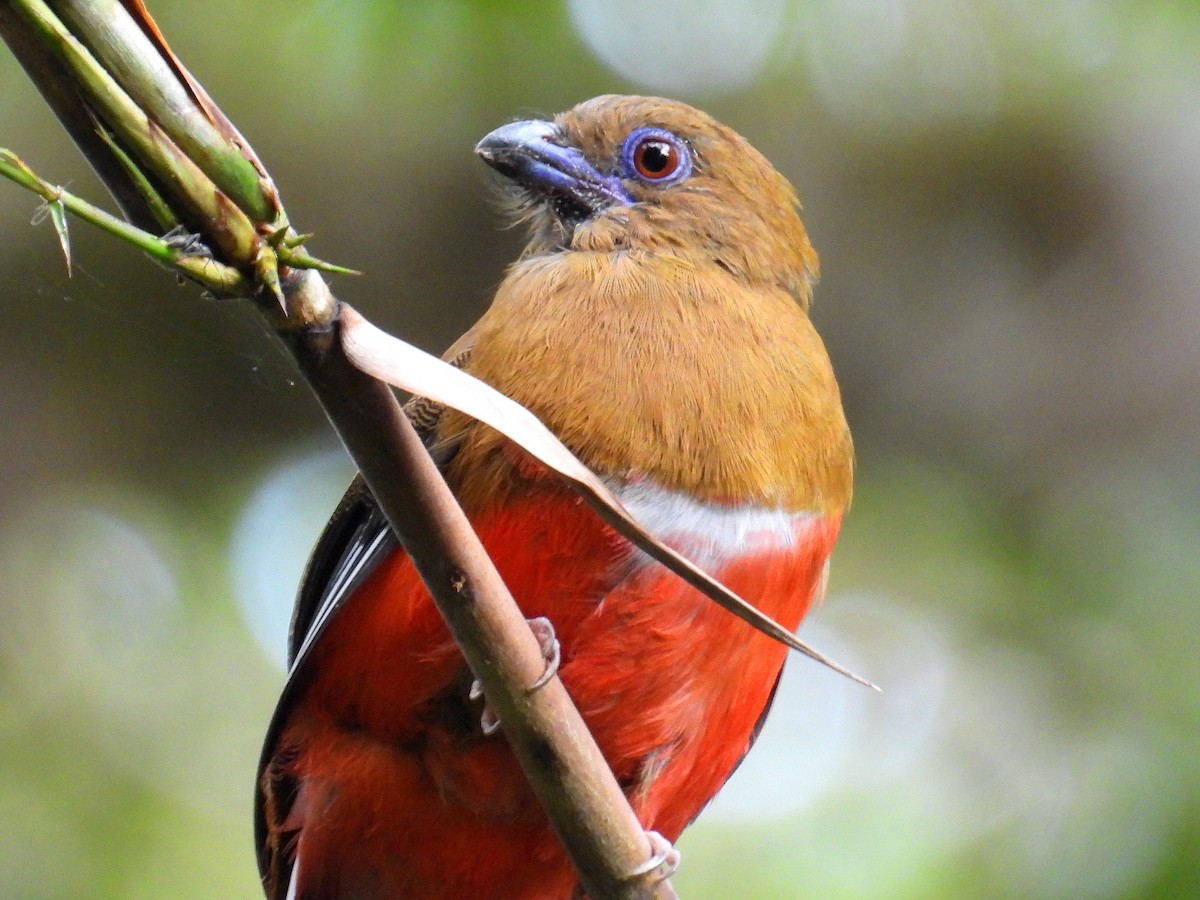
[0, 1, 675, 896]
[282, 275, 676, 897]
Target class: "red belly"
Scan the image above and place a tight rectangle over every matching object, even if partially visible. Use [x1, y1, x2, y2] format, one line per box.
[281, 488, 840, 898]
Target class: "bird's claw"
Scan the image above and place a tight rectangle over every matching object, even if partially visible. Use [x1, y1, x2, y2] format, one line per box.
[627, 830, 680, 880]
[526, 616, 561, 692]
[470, 616, 561, 735]
[467, 677, 501, 735]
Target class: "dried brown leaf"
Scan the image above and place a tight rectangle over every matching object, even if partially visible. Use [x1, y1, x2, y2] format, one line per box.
[339, 306, 878, 690]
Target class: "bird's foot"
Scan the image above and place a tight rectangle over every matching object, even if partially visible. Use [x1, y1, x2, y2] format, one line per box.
[525, 616, 562, 691]
[628, 830, 681, 880]
[469, 616, 561, 735]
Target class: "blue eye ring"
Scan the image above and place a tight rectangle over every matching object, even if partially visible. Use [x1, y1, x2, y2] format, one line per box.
[621, 127, 692, 184]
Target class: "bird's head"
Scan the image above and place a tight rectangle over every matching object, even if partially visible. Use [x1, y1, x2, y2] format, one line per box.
[476, 95, 819, 305]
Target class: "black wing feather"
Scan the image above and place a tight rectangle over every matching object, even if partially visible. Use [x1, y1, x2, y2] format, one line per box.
[286, 476, 397, 671]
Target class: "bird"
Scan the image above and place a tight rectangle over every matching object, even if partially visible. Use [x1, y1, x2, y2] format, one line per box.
[256, 94, 853, 899]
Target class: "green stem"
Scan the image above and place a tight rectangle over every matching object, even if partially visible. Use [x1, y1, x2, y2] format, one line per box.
[0, 149, 247, 294]
[51, 0, 277, 222]
[9, 0, 261, 265]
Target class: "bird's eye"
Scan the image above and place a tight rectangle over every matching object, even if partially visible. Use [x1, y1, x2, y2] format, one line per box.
[633, 139, 678, 178]
[622, 128, 691, 185]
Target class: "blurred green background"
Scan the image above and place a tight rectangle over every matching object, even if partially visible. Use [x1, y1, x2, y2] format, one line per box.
[2, 1, 1198, 897]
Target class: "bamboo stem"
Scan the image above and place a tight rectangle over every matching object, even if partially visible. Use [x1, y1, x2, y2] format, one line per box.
[0, 2, 676, 896]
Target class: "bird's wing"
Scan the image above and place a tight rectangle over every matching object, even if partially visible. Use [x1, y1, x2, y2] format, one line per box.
[285, 474, 395, 670]
[256, 339, 473, 898]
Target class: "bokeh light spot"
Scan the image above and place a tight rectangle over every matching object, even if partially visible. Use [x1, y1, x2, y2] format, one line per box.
[796, 0, 1000, 128]
[230, 445, 356, 669]
[567, 0, 787, 94]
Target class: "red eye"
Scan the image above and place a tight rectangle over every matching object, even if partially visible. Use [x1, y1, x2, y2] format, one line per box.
[632, 138, 681, 180]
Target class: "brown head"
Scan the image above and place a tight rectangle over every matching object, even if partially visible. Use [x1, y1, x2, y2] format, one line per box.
[455, 96, 851, 513]
[477, 95, 819, 307]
